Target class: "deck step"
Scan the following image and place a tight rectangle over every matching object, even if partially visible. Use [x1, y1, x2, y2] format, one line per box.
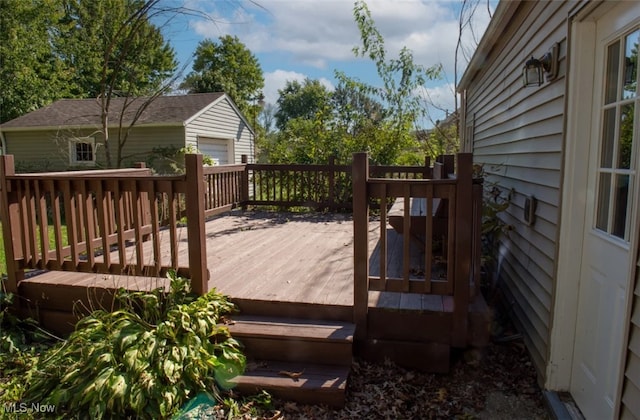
[228, 315, 355, 366]
[231, 360, 349, 408]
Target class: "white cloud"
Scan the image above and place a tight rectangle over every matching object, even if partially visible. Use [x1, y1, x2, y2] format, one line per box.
[188, 0, 492, 77]
[181, 0, 494, 117]
[263, 70, 334, 105]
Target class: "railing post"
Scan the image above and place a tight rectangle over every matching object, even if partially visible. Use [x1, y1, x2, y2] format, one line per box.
[0, 155, 24, 294]
[452, 153, 473, 347]
[184, 154, 209, 295]
[437, 155, 455, 178]
[328, 155, 335, 211]
[424, 156, 431, 179]
[241, 155, 249, 209]
[353, 152, 369, 340]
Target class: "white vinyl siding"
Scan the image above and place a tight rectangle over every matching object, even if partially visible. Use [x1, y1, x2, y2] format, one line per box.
[461, 0, 570, 376]
[185, 96, 254, 164]
[116, 126, 184, 167]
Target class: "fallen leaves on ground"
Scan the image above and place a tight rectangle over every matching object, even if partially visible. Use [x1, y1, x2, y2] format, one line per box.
[216, 301, 549, 419]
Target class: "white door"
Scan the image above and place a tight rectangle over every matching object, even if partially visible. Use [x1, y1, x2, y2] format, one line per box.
[198, 137, 232, 165]
[571, 3, 640, 418]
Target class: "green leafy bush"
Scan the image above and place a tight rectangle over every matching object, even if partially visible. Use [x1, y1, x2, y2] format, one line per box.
[23, 271, 245, 419]
[1, 286, 60, 408]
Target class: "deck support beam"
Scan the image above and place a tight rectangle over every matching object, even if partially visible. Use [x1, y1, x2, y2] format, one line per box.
[452, 153, 473, 347]
[185, 154, 209, 295]
[353, 152, 369, 340]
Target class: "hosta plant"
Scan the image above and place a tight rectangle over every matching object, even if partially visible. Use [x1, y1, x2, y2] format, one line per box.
[23, 271, 245, 419]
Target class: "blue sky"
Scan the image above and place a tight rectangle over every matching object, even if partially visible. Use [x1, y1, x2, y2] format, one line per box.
[160, 0, 494, 127]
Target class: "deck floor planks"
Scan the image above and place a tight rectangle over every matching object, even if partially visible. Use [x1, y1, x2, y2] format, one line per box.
[21, 211, 447, 312]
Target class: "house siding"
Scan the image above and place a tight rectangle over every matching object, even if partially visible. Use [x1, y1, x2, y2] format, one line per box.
[185, 96, 254, 164]
[461, 0, 572, 377]
[4, 126, 183, 171]
[116, 126, 184, 167]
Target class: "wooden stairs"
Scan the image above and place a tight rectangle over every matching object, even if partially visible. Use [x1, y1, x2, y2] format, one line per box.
[227, 302, 355, 408]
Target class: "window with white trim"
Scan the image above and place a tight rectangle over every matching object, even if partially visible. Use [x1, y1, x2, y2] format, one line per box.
[69, 137, 96, 165]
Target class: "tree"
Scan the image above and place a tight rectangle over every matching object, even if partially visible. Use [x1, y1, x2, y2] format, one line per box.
[352, 0, 441, 145]
[0, 0, 73, 123]
[261, 2, 441, 166]
[274, 79, 331, 131]
[181, 35, 264, 119]
[56, 0, 179, 167]
[59, 0, 177, 99]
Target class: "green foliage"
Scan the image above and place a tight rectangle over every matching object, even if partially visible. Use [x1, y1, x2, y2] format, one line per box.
[0, 0, 73, 123]
[0, 0, 177, 124]
[22, 271, 245, 419]
[59, 0, 177, 99]
[420, 122, 460, 160]
[260, 1, 441, 166]
[146, 146, 215, 174]
[181, 35, 264, 119]
[0, 284, 60, 408]
[275, 79, 332, 131]
[352, 0, 441, 141]
[473, 165, 512, 281]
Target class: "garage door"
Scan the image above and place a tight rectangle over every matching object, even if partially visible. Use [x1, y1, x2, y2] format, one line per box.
[198, 138, 231, 165]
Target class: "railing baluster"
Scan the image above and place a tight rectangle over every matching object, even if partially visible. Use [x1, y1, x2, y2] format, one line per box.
[113, 180, 126, 273]
[148, 181, 161, 277]
[24, 180, 37, 268]
[130, 179, 144, 275]
[424, 184, 433, 293]
[61, 180, 79, 269]
[446, 186, 456, 295]
[94, 179, 110, 271]
[402, 184, 411, 291]
[34, 180, 49, 269]
[81, 179, 96, 270]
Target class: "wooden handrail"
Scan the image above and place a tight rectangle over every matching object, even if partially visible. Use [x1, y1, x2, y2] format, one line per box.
[351, 152, 478, 346]
[0, 155, 210, 295]
[244, 158, 437, 211]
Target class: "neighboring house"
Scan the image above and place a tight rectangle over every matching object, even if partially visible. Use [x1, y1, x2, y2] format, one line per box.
[415, 111, 459, 156]
[0, 92, 255, 171]
[458, 1, 640, 418]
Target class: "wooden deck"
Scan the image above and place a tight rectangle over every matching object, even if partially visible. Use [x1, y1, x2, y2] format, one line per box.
[20, 211, 450, 317]
[1, 153, 491, 407]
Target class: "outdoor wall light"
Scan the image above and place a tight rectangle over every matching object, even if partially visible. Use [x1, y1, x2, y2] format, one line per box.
[522, 43, 559, 87]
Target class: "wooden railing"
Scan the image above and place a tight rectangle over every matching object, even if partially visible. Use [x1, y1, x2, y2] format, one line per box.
[245, 157, 436, 211]
[0, 151, 479, 328]
[203, 164, 247, 217]
[0, 154, 210, 296]
[352, 152, 481, 346]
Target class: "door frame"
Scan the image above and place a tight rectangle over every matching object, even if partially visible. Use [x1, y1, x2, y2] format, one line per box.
[549, 2, 640, 414]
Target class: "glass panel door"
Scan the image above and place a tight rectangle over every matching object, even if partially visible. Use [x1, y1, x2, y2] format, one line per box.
[595, 29, 639, 241]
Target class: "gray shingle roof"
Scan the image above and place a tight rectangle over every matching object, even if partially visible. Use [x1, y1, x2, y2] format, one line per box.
[1, 92, 225, 129]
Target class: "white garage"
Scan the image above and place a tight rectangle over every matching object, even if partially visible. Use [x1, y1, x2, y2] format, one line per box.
[198, 137, 233, 165]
